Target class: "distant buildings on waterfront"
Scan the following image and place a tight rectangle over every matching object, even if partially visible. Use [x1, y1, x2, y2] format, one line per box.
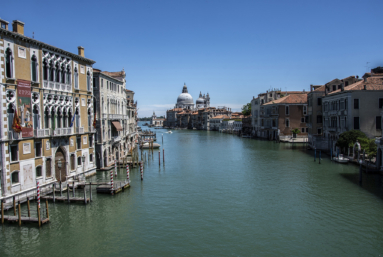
[0, 18, 138, 200]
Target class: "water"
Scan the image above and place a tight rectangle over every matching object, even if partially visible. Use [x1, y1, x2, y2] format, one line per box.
[2, 122, 383, 256]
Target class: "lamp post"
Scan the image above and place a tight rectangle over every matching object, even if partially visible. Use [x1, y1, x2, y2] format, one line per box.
[57, 159, 62, 182]
[81, 155, 85, 175]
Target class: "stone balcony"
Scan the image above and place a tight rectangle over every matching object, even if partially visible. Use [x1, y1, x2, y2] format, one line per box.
[53, 128, 73, 136]
[34, 128, 51, 138]
[76, 127, 84, 134]
[112, 136, 121, 143]
[43, 80, 72, 92]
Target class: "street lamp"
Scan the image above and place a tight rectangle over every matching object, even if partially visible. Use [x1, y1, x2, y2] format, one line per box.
[81, 155, 85, 175]
[57, 159, 62, 182]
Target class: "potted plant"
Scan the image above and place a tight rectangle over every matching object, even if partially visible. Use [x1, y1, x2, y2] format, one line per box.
[291, 128, 300, 138]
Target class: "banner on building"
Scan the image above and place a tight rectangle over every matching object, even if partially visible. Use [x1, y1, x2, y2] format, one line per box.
[17, 80, 33, 138]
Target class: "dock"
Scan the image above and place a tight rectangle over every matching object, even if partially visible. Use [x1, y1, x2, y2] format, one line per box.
[41, 196, 90, 203]
[96, 181, 130, 195]
[0, 215, 49, 225]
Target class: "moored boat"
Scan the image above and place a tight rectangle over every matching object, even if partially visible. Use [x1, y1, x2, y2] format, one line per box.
[333, 154, 349, 163]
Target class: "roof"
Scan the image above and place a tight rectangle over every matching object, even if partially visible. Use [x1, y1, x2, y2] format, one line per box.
[211, 115, 230, 119]
[263, 93, 308, 105]
[102, 71, 126, 78]
[328, 77, 383, 95]
[0, 28, 96, 64]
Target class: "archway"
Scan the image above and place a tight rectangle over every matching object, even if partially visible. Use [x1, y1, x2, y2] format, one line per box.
[55, 147, 67, 182]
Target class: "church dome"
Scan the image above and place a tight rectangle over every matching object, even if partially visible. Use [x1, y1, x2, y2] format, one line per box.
[196, 97, 205, 104]
[177, 93, 193, 105]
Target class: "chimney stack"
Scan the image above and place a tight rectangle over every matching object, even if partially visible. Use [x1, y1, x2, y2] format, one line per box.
[12, 20, 24, 35]
[0, 18, 9, 30]
[78, 46, 84, 57]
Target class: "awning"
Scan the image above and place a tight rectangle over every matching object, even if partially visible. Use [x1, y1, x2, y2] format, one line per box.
[112, 121, 123, 131]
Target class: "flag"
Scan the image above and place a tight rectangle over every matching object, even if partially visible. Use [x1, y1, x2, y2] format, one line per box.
[12, 110, 22, 133]
[70, 113, 75, 127]
[93, 112, 96, 128]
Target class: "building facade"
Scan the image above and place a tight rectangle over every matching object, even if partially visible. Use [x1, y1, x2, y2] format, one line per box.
[93, 69, 137, 169]
[0, 19, 96, 200]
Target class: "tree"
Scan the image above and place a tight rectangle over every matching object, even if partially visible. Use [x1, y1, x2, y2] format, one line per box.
[291, 128, 301, 134]
[336, 130, 367, 149]
[358, 137, 377, 161]
[242, 103, 251, 116]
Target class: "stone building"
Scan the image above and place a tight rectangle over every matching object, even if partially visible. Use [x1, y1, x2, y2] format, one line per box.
[261, 93, 308, 140]
[150, 111, 165, 126]
[0, 19, 96, 200]
[322, 70, 383, 152]
[93, 69, 137, 169]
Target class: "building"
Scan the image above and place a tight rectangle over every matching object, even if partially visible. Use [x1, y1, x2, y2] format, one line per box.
[93, 69, 137, 169]
[322, 70, 383, 152]
[175, 84, 195, 109]
[261, 92, 308, 140]
[210, 115, 230, 131]
[196, 92, 210, 109]
[150, 111, 165, 127]
[0, 19, 96, 200]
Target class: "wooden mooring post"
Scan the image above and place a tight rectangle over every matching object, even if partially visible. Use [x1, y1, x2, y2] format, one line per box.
[89, 183, 92, 202]
[27, 197, 31, 217]
[73, 181, 75, 197]
[13, 196, 16, 216]
[53, 183, 56, 203]
[45, 200, 49, 220]
[18, 201, 21, 226]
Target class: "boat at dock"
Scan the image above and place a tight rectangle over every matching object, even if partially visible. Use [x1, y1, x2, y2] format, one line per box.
[141, 142, 161, 149]
[333, 154, 349, 164]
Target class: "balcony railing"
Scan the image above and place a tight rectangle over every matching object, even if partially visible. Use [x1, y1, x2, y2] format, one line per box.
[112, 136, 121, 143]
[49, 82, 54, 89]
[43, 81, 48, 88]
[55, 83, 60, 90]
[34, 128, 50, 137]
[43, 81, 72, 92]
[109, 114, 123, 120]
[88, 127, 96, 133]
[76, 127, 84, 134]
[102, 114, 108, 119]
[8, 131, 20, 140]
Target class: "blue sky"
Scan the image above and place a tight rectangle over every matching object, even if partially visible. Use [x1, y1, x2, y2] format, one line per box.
[3, 0, 383, 117]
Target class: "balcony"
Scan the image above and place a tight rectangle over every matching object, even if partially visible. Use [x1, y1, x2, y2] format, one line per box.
[88, 127, 96, 133]
[43, 81, 48, 88]
[34, 128, 50, 137]
[8, 131, 21, 140]
[76, 127, 84, 134]
[49, 82, 54, 89]
[53, 128, 73, 136]
[102, 113, 108, 119]
[112, 136, 121, 143]
[54, 83, 60, 90]
[109, 114, 123, 120]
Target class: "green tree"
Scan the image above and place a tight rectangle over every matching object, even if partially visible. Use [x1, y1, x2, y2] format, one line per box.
[336, 130, 367, 149]
[291, 128, 301, 135]
[242, 103, 251, 116]
[358, 137, 377, 161]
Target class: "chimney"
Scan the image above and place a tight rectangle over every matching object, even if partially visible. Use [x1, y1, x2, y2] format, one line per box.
[12, 20, 24, 35]
[78, 46, 85, 57]
[310, 84, 313, 92]
[0, 18, 9, 30]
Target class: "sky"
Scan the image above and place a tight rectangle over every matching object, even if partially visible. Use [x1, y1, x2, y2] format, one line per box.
[3, 0, 383, 117]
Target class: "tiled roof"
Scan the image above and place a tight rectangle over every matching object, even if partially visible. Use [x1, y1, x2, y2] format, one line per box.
[328, 78, 383, 95]
[313, 85, 325, 91]
[263, 93, 308, 105]
[211, 115, 230, 119]
[102, 71, 126, 77]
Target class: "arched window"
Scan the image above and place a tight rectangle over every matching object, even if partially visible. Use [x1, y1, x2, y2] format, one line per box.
[55, 63, 60, 82]
[66, 66, 71, 85]
[43, 59, 48, 81]
[88, 108, 92, 128]
[46, 158, 52, 177]
[5, 48, 13, 78]
[36, 166, 42, 177]
[7, 104, 15, 133]
[87, 71, 91, 91]
[75, 107, 80, 128]
[68, 109, 72, 128]
[61, 64, 66, 83]
[74, 67, 79, 89]
[49, 61, 54, 81]
[77, 156, 82, 166]
[33, 104, 40, 129]
[51, 109, 56, 130]
[44, 106, 50, 129]
[11, 171, 19, 184]
[31, 55, 38, 82]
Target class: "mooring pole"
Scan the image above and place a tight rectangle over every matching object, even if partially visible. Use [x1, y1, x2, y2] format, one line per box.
[27, 197, 31, 217]
[84, 184, 87, 205]
[90, 183, 92, 202]
[1, 200, 4, 224]
[140, 162, 143, 180]
[110, 168, 114, 195]
[159, 151, 160, 166]
[37, 181, 41, 227]
[163, 148, 165, 163]
[314, 148, 316, 162]
[330, 148, 333, 161]
[319, 151, 321, 164]
[60, 181, 62, 196]
[67, 182, 70, 203]
[18, 201, 21, 226]
[115, 159, 117, 177]
[53, 183, 56, 203]
[46, 200, 49, 219]
[73, 181, 75, 197]
[13, 196, 16, 216]
[127, 164, 130, 184]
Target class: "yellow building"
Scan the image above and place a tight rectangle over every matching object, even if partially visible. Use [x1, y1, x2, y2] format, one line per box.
[0, 19, 96, 200]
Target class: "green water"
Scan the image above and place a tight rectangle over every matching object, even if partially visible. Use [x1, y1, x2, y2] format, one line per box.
[1, 123, 383, 256]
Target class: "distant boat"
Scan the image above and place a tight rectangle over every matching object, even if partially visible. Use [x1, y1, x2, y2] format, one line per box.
[141, 142, 160, 149]
[334, 154, 349, 164]
[165, 131, 173, 134]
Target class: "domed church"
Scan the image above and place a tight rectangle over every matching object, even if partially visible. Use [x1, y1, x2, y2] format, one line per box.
[175, 83, 210, 110]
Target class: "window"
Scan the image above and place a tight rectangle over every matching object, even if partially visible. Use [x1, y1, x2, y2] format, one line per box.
[317, 98, 322, 106]
[379, 99, 383, 109]
[332, 85, 336, 91]
[46, 158, 52, 177]
[77, 137, 81, 150]
[89, 136, 93, 147]
[80, 66, 85, 74]
[31, 55, 38, 82]
[87, 71, 91, 91]
[354, 99, 359, 109]
[285, 106, 289, 115]
[317, 128, 322, 135]
[11, 172, 19, 184]
[83, 136, 87, 145]
[285, 119, 289, 127]
[338, 85, 341, 90]
[1, 23, 5, 29]
[376, 116, 382, 130]
[74, 67, 79, 89]
[301, 128, 304, 133]
[35, 142, 42, 157]
[101, 79, 104, 88]
[78, 156, 82, 166]
[107, 81, 109, 90]
[5, 48, 13, 78]
[93, 78, 96, 88]
[90, 154, 93, 162]
[36, 166, 42, 177]
[10, 145, 18, 162]
[354, 117, 360, 130]
[301, 118, 304, 123]
[18, 47, 26, 58]
[317, 115, 323, 124]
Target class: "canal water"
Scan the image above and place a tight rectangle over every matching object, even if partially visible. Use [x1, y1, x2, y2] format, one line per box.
[1, 122, 383, 256]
